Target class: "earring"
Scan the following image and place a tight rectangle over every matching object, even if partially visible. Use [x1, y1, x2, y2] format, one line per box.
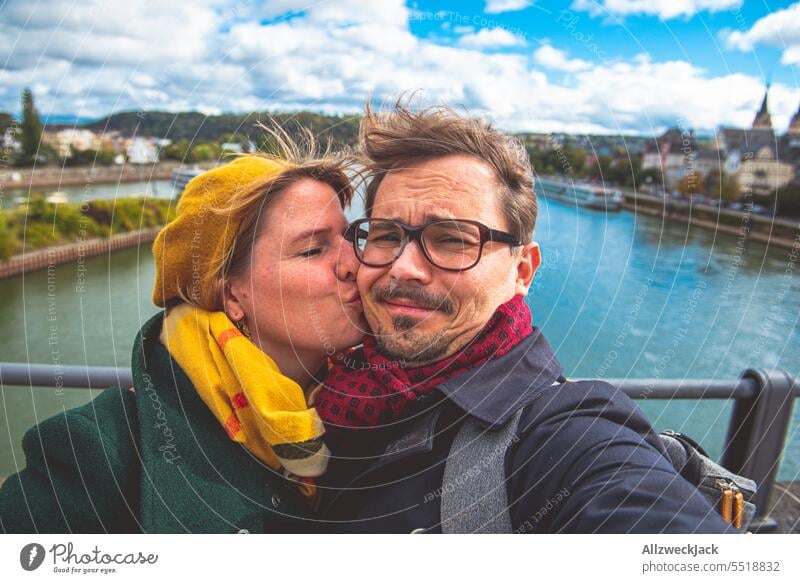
[234, 318, 251, 339]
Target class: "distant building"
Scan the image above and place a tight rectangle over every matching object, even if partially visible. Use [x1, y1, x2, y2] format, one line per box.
[715, 127, 776, 154]
[751, 89, 773, 130]
[728, 145, 795, 197]
[641, 128, 704, 188]
[520, 133, 555, 151]
[692, 149, 724, 178]
[715, 87, 796, 198]
[42, 128, 102, 157]
[126, 137, 159, 164]
[715, 89, 777, 154]
[1, 126, 19, 152]
[640, 87, 800, 198]
[788, 104, 800, 137]
[782, 103, 800, 169]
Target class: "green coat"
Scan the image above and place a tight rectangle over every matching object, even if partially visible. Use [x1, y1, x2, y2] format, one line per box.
[0, 312, 310, 533]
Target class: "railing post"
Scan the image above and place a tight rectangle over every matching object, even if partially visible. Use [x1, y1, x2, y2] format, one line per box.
[720, 368, 797, 533]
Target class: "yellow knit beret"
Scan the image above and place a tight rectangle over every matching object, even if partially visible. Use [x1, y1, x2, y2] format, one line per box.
[152, 156, 288, 308]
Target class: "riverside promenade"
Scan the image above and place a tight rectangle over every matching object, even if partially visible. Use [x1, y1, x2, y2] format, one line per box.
[623, 190, 800, 251]
[0, 161, 216, 190]
[0, 228, 161, 279]
[536, 174, 800, 250]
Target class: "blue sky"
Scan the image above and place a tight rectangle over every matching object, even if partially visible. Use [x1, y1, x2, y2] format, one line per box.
[1, 0, 798, 135]
[412, 1, 796, 84]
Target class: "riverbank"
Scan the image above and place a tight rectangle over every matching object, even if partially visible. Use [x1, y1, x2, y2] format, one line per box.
[537, 174, 800, 250]
[0, 195, 174, 264]
[0, 161, 217, 190]
[0, 228, 161, 279]
[623, 190, 800, 251]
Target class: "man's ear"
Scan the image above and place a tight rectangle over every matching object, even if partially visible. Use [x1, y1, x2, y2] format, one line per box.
[223, 280, 247, 323]
[515, 242, 541, 296]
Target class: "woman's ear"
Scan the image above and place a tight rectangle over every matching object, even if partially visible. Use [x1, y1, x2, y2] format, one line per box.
[223, 280, 246, 322]
[515, 242, 541, 296]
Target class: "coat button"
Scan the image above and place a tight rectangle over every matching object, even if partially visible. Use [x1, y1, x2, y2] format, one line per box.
[271, 493, 281, 508]
[237, 528, 249, 534]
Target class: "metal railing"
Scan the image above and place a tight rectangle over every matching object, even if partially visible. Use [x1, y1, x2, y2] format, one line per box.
[1, 363, 797, 533]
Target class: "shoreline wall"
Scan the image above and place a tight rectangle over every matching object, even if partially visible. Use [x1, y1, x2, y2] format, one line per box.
[0, 228, 160, 279]
[623, 192, 800, 250]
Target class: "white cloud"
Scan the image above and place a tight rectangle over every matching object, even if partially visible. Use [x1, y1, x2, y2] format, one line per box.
[0, 0, 797, 136]
[571, 0, 742, 19]
[485, 0, 532, 14]
[0, 0, 218, 66]
[549, 56, 797, 133]
[457, 27, 527, 49]
[783, 45, 800, 64]
[533, 45, 592, 72]
[724, 3, 800, 64]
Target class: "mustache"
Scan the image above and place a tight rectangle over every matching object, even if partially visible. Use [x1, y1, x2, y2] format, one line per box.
[371, 284, 455, 315]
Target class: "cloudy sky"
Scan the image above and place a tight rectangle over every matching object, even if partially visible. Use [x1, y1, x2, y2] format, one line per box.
[1, 0, 799, 135]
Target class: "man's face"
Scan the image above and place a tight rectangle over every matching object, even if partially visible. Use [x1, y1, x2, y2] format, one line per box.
[357, 154, 539, 366]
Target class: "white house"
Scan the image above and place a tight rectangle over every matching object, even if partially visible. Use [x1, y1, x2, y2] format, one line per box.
[126, 137, 159, 164]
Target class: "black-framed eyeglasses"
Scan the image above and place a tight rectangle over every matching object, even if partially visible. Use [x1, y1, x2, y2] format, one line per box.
[344, 218, 524, 272]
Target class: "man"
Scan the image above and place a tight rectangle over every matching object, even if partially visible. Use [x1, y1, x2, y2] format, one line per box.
[315, 102, 740, 534]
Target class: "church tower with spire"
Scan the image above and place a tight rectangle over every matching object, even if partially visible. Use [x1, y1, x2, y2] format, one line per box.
[752, 85, 773, 130]
[788, 102, 800, 136]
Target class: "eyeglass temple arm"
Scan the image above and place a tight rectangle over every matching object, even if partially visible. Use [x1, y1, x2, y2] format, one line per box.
[344, 223, 368, 241]
[487, 227, 524, 247]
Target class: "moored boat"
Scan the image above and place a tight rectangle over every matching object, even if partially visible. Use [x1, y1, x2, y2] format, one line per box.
[535, 175, 624, 211]
[171, 166, 205, 194]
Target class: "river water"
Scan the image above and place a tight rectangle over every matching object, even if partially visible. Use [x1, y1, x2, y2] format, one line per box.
[1, 192, 798, 481]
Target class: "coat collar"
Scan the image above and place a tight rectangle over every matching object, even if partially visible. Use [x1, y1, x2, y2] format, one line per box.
[335, 326, 563, 466]
[131, 312, 307, 533]
[437, 326, 563, 429]
[321, 327, 564, 512]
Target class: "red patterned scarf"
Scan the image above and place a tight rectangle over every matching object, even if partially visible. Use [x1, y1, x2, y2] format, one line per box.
[315, 295, 533, 430]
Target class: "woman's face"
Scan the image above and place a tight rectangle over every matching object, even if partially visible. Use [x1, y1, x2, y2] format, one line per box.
[225, 178, 366, 380]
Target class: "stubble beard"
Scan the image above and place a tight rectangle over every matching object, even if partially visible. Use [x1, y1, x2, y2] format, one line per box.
[373, 315, 454, 365]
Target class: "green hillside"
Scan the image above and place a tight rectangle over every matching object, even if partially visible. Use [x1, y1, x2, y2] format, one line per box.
[83, 110, 361, 147]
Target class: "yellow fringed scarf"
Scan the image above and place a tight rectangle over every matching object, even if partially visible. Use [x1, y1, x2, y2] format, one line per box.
[159, 304, 330, 483]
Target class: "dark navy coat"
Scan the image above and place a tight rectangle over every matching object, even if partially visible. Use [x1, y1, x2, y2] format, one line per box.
[319, 328, 742, 534]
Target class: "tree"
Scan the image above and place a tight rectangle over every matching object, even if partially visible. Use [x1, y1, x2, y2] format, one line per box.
[0, 214, 15, 260]
[161, 140, 191, 161]
[678, 173, 704, 197]
[587, 155, 613, 181]
[606, 156, 639, 187]
[775, 183, 800, 218]
[0, 112, 13, 136]
[528, 144, 587, 177]
[63, 146, 95, 166]
[189, 142, 220, 163]
[705, 169, 740, 202]
[561, 145, 586, 176]
[62, 146, 115, 166]
[634, 167, 662, 191]
[96, 148, 117, 165]
[18, 88, 44, 165]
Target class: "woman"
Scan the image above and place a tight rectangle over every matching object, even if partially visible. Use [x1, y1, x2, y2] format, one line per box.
[0, 139, 366, 533]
